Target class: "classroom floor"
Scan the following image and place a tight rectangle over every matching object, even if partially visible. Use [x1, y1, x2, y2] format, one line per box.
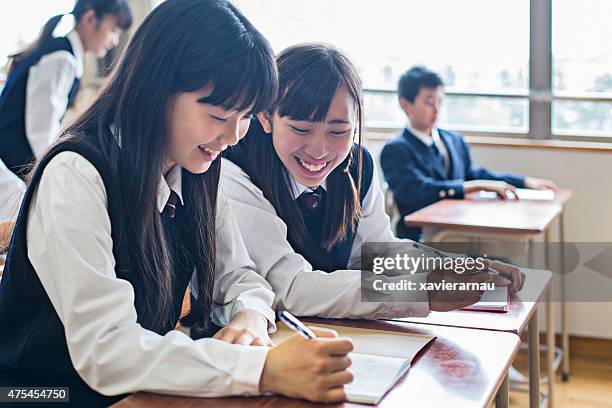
[507, 341, 612, 408]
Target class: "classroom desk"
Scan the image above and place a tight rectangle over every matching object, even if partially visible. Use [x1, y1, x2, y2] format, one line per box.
[404, 188, 573, 408]
[391, 268, 552, 408]
[112, 319, 521, 408]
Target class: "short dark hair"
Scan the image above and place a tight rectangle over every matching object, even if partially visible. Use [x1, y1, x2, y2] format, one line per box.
[397, 66, 444, 103]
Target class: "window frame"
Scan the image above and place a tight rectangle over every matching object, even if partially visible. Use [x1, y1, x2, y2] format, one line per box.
[364, 0, 612, 143]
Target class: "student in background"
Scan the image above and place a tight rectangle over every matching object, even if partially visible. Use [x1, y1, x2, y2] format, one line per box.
[381, 66, 556, 240]
[0, 0, 132, 181]
[0, 158, 25, 222]
[0, 159, 25, 248]
[222, 44, 522, 321]
[0, 1, 353, 405]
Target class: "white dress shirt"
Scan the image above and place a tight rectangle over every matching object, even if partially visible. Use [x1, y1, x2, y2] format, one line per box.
[220, 158, 431, 320]
[25, 151, 276, 397]
[408, 125, 449, 172]
[0, 158, 26, 222]
[25, 31, 84, 160]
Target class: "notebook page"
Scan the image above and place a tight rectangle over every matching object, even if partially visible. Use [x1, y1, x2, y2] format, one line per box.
[463, 285, 509, 312]
[345, 353, 410, 405]
[271, 323, 435, 359]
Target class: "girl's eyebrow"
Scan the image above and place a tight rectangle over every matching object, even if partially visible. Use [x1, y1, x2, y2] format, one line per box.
[327, 119, 351, 125]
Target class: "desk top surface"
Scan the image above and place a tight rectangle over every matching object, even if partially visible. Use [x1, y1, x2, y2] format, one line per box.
[393, 268, 552, 334]
[113, 320, 520, 408]
[404, 189, 573, 234]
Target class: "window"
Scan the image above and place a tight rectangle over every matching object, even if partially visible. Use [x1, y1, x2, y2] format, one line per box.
[233, 0, 530, 132]
[0, 1, 75, 78]
[552, 0, 612, 137]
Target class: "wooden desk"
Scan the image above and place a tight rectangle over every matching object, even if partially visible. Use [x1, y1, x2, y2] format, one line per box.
[405, 188, 573, 408]
[392, 268, 551, 335]
[405, 196, 562, 240]
[392, 268, 552, 408]
[113, 320, 521, 408]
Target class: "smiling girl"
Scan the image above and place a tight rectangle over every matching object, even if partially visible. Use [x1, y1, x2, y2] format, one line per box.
[222, 43, 522, 319]
[0, 3, 353, 406]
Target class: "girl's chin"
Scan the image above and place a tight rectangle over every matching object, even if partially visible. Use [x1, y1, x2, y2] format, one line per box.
[184, 161, 212, 174]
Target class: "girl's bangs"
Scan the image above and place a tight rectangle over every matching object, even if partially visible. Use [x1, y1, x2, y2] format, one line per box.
[276, 67, 342, 123]
[199, 48, 277, 115]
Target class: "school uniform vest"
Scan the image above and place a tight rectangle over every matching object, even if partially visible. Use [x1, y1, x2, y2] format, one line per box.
[0, 36, 80, 178]
[0, 132, 200, 406]
[225, 125, 374, 272]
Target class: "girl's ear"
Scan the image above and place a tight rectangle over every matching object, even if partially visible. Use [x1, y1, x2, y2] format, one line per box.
[80, 9, 99, 30]
[257, 111, 273, 134]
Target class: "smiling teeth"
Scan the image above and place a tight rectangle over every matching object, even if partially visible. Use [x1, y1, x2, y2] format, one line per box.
[298, 158, 327, 172]
[200, 145, 220, 156]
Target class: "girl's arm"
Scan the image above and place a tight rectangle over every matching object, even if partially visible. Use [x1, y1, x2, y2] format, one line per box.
[27, 152, 269, 397]
[25, 51, 77, 159]
[209, 193, 276, 330]
[220, 159, 429, 320]
[0, 158, 25, 222]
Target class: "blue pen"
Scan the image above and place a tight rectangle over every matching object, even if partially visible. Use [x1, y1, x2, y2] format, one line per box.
[277, 310, 316, 339]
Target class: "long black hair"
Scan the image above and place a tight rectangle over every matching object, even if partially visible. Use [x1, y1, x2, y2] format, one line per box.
[8, 0, 133, 73]
[236, 43, 364, 252]
[55, 0, 277, 334]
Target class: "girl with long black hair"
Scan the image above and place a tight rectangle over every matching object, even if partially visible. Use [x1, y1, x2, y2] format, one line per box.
[223, 43, 523, 319]
[0, 2, 353, 405]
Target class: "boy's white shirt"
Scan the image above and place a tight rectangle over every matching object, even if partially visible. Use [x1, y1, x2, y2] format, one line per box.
[25, 151, 275, 397]
[220, 157, 431, 320]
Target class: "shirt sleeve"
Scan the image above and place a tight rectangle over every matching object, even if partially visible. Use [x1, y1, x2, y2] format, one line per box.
[220, 159, 430, 320]
[25, 51, 76, 159]
[209, 192, 277, 331]
[26, 152, 269, 397]
[0, 159, 26, 221]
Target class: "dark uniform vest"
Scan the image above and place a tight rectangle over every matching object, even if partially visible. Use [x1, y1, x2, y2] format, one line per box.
[0, 36, 80, 178]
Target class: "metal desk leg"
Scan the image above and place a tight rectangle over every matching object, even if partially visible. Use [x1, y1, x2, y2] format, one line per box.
[546, 288, 555, 408]
[495, 374, 509, 408]
[559, 212, 570, 382]
[528, 312, 540, 408]
[545, 229, 555, 408]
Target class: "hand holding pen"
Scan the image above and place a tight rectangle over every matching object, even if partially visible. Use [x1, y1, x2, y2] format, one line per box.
[259, 310, 354, 403]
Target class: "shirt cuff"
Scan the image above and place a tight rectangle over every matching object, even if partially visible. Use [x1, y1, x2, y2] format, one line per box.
[230, 345, 270, 395]
[228, 297, 278, 333]
[443, 181, 465, 199]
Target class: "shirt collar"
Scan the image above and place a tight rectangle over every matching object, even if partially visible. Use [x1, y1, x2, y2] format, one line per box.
[66, 30, 85, 78]
[109, 125, 183, 213]
[157, 164, 184, 213]
[407, 125, 441, 147]
[289, 175, 328, 200]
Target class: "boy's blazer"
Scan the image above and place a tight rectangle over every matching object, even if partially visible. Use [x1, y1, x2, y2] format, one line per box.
[380, 128, 525, 240]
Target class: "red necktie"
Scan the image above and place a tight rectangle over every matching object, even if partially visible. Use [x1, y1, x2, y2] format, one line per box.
[163, 191, 179, 219]
[300, 187, 322, 211]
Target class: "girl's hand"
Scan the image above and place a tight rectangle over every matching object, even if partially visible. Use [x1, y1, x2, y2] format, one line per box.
[213, 309, 272, 346]
[259, 327, 354, 403]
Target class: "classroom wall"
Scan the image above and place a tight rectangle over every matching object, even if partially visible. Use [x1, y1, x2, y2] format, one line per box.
[365, 132, 612, 339]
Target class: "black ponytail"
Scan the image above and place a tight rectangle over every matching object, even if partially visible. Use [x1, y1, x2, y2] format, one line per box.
[7, 0, 132, 74]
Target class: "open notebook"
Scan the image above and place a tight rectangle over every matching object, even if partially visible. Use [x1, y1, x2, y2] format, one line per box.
[271, 323, 435, 405]
[479, 188, 555, 201]
[462, 285, 509, 312]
